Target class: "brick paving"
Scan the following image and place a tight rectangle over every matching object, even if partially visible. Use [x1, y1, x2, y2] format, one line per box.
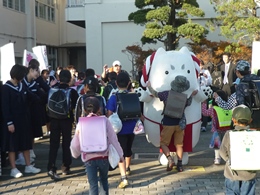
[0, 128, 260, 194]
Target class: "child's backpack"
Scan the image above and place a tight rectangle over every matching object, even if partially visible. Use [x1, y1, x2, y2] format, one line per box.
[242, 80, 260, 129]
[213, 106, 232, 131]
[243, 80, 260, 109]
[78, 115, 107, 153]
[47, 87, 71, 119]
[229, 130, 260, 170]
[108, 84, 118, 100]
[116, 92, 141, 120]
[163, 90, 187, 119]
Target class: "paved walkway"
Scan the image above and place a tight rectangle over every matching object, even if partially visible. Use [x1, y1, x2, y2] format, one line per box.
[0, 127, 260, 195]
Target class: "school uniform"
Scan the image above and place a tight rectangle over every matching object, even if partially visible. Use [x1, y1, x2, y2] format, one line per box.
[1, 81, 40, 152]
[22, 77, 47, 138]
[47, 83, 79, 173]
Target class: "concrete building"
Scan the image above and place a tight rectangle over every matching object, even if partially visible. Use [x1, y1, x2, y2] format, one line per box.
[0, 0, 219, 77]
[65, 0, 218, 76]
[0, 0, 86, 73]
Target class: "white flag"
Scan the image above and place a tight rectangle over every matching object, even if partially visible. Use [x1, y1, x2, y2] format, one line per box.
[23, 49, 38, 67]
[32, 45, 48, 71]
[251, 41, 260, 74]
[0, 43, 15, 83]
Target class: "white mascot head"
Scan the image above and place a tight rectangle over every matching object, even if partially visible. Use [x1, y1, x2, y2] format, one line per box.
[137, 46, 207, 165]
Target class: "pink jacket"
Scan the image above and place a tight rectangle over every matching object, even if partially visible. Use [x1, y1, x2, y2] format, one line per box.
[70, 116, 124, 162]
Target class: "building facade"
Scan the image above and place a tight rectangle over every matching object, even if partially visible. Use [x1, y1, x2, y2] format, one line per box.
[65, 0, 221, 76]
[1, 0, 221, 77]
[0, 0, 86, 73]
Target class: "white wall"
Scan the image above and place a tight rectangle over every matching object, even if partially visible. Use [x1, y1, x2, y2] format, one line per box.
[80, 0, 222, 75]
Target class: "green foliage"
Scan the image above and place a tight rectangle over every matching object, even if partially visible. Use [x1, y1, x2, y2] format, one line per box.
[210, 0, 260, 45]
[129, 0, 208, 50]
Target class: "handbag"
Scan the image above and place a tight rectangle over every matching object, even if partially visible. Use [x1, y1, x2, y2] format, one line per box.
[108, 105, 122, 133]
[108, 144, 120, 169]
[133, 119, 145, 135]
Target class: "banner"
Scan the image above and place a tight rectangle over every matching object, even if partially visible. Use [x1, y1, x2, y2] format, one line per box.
[0, 43, 15, 83]
[23, 49, 38, 67]
[251, 41, 260, 74]
[32, 45, 48, 71]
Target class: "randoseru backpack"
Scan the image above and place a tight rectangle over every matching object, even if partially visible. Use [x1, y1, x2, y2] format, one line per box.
[78, 115, 107, 153]
[116, 92, 141, 120]
[47, 88, 71, 119]
[163, 90, 187, 119]
[243, 80, 260, 129]
[229, 130, 260, 170]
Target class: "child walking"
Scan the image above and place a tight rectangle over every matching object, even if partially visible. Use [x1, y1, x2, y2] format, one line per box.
[220, 105, 256, 195]
[70, 97, 124, 195]
[106, 72, 138, 188]
[201, 90, 232, 165]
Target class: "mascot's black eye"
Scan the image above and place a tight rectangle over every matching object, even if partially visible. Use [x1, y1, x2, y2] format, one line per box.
[187, 70, 190, 74]
[165, 71, 169, 75]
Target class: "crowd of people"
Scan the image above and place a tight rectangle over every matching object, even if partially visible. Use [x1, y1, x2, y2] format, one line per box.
[199, 55, 260, 194]
[0, 54, 259, 194]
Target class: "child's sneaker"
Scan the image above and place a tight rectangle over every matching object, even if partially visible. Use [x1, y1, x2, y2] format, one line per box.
[117, 179, 129, 189]
[214, 158, 221, 165]
[176, 162, 183, 172]
[24, 165, 41, 174]
[166, 156, 174, 171]
[10, 168, 23, 178]
[201, 127, 206, 132]
[48, 170, 60, 181]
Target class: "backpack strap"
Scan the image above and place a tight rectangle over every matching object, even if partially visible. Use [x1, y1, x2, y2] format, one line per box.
[81, 96, 85, 117]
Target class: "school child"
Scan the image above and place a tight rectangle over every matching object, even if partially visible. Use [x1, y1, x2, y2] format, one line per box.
[70, 97, 124, 194]
[103, 71, 117, 101]
[1, 64, 41, 178]
[201, 90, 232, 165]
[106, 72, 138, 188]
[47, 69, 79, 180]
[147, 76, 198, 172]
[220, 105, 256, 195]
[75, 76, 106, 123]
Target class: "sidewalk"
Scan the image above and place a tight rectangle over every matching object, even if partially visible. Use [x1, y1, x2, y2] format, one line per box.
[0, 128, 259, 195]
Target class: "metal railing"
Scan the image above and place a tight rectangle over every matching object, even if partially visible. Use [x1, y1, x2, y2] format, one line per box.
[67, 0, 85, 7]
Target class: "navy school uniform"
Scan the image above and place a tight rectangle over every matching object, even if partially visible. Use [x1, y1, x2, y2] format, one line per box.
[1, 81, 40, 152]
[22, 77, 47, 138]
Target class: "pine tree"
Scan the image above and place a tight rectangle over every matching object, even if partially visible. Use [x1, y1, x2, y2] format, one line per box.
[209, 0, 260, 45]
[128, 0, 208, 50]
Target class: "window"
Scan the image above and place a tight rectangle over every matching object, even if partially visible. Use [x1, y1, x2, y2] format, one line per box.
[35, 0, 55, 22]
[2, 0, 25, 13]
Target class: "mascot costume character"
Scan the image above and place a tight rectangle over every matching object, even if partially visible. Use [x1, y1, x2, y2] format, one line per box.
[135, 46, 207, 165]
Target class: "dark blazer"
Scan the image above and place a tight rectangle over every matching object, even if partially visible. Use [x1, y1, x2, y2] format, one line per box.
[221, 62, 237, 95]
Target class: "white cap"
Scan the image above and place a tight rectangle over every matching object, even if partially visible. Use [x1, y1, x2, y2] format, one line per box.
[112, 60, 121, 66]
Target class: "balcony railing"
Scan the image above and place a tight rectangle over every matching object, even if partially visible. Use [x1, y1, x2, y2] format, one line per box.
[67, 0, 85, 7]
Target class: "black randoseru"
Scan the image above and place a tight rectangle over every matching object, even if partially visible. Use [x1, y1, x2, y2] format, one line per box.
[116, 93, 141, 120]
[243, 80, 260, 129]
[244, 81, 260, 110]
